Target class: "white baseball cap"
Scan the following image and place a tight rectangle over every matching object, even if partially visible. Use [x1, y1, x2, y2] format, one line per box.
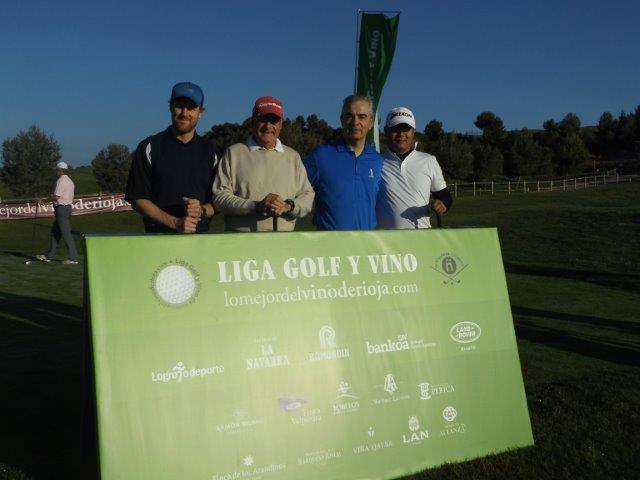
[385, 107, 416, 129]
[56, 161, 69, 170]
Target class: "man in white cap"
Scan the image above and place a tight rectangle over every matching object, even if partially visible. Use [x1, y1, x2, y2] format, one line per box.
[212, 95, 314, 231]
[36, 161, 79, 264]
[376, 107, 452, 229]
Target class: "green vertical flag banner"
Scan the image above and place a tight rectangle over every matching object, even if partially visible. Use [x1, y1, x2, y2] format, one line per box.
[86, 229, 533, 480]
[356, 12, 400, 148]
[356, 12, 400, 111]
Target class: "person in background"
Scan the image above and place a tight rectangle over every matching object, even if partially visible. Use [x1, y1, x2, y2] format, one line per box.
[125, 81, 218, 233]
[36, 161, 79, 264]
[212, 95, 314, 231]
[376, 107, 452, 229]
[303, 95, 382, 230]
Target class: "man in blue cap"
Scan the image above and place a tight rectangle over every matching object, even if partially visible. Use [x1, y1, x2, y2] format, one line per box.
[126, 82, 218, 233]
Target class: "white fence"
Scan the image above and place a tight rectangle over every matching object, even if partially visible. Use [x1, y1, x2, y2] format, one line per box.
[450, 171, 637, 197]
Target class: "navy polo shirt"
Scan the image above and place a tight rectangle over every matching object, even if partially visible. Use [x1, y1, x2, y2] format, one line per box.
[304, 140, 383, 230]
[125, 128, 218, 233]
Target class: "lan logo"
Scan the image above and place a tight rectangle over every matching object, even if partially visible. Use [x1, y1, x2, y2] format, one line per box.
[432, 253, 468, 285]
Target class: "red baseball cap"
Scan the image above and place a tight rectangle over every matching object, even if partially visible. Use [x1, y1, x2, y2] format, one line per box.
[252, 96, 284, 118]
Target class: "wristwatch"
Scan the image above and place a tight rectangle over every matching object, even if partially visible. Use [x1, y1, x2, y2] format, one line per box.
[284, 199, 295, 213]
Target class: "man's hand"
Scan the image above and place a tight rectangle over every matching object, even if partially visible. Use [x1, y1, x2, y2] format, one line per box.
[174, 215, 198, 233]
[183, 197, 202, 219]
[257, 193, 289, 217]
[432, 199, 447, 215]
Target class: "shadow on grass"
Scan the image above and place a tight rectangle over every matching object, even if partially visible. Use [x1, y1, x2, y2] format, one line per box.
[512, 305, 640, 333]
[513, 317, 640, 367]
[0, 293, 90, 479]
[505, 262, 640, 293]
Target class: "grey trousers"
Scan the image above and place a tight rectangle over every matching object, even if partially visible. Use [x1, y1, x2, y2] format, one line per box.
[46, 205, 78, 261]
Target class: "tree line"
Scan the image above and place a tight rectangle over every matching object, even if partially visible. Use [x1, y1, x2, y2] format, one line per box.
[2, 106, 638, 197]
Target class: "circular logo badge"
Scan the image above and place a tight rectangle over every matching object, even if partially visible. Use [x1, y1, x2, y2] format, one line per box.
[152, 263, 198, 306]
[449, 321, 482, 344]
[441, 256, 457, 275]
[442, 406, 457, 422]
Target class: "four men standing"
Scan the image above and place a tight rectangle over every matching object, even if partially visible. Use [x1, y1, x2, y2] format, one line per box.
[122, 84, 450, 234]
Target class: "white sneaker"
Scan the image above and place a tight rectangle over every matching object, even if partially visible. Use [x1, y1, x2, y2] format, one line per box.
[62, 259, 79, 265]
[36, 254, 51, 263]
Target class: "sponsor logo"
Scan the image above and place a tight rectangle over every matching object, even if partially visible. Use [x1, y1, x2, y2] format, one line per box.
[368, 168, 374, 179]
[450, 321, 482, 344]
[418, 381, 455, 400]
[307, 325, 350, 362]
[214, 408, 265, 435]
[431, 253, 468, 285]
[365, 333, 435, 355]
[439, 406, 467, 437]
[443, 405, 457, 422]
[402, 416, 430, 445]
[353, 426, 394, 455]
[372, 373, 410, 405]
[289, 408, 322, 426]
[277, 396, 306, 412]
[151, 260, 200, 307]
[390, 111, 414, 119]
[246, 337, 290, 370]
[384, 373, 397, 395]
[150, 361, 224, 383]
[211, 455, 286, 480]
[257, 102, 282, 111]
[278, 394, 321, 426]
[297, 449, 343, 466]
[333, 381, 360, 415]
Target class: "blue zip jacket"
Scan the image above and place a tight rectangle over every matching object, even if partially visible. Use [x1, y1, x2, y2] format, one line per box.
[304, 141, 383, 230]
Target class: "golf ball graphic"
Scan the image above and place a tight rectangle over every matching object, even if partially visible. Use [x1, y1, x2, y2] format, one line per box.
[154, 265, 196, 305]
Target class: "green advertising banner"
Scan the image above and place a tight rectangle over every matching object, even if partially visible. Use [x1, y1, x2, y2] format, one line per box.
[356, 12, 400, 113]
[86, 228, 533, 480]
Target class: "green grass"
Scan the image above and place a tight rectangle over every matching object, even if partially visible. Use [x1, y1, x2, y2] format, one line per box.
[0, 183, 639, 479]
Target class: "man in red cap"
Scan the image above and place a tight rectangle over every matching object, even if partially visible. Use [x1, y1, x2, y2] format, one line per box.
[212, 96, 314, 231]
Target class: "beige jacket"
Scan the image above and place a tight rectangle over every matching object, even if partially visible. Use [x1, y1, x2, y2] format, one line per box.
[212, 139, 315, 231]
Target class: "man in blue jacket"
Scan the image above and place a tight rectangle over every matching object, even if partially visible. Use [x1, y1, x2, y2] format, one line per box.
[304, 95, 383, 230]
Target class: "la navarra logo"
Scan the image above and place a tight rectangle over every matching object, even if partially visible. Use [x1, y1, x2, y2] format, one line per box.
[431, 253, 468, 285]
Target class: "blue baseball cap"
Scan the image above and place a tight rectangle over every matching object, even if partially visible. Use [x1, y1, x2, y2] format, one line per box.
[170, 82, 204, 107]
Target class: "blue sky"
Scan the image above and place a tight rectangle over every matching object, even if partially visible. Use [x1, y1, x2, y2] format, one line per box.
[1, 0, 638, 166]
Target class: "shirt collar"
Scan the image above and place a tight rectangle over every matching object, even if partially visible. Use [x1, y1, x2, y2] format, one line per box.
[165, 127, 200, 145]
[247, 135, 284, 153]
[335, 139, 377, 155]
[387, 148, 416, 163]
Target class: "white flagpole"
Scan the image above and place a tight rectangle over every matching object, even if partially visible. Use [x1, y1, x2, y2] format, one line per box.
[373, 110, 380, 152]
